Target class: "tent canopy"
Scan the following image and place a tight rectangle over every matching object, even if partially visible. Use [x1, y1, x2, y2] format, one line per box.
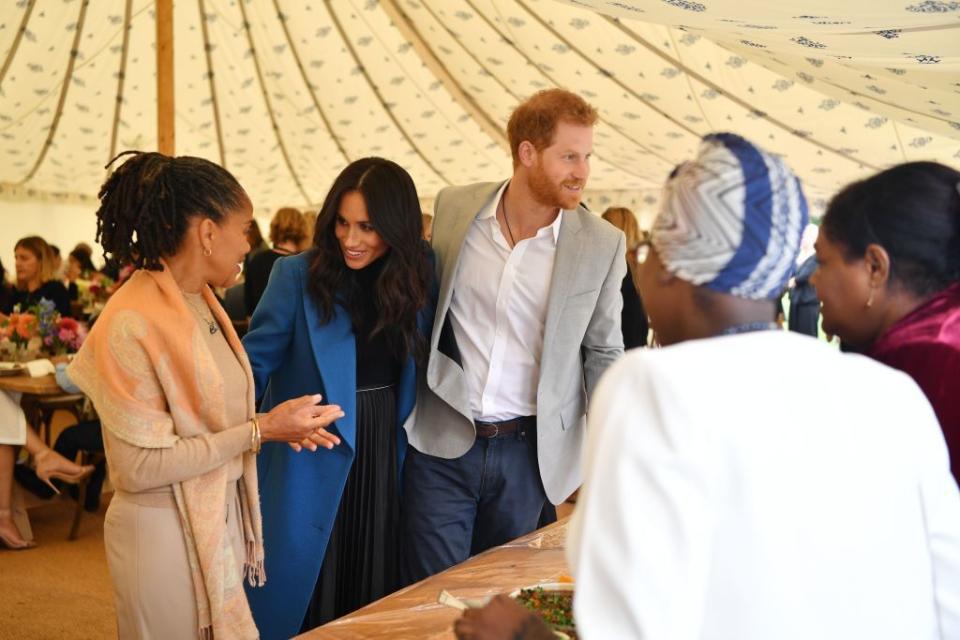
[1, 0, 957, 222]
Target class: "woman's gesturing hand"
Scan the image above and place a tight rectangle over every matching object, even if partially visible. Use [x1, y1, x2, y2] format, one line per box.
[258, 394, 344, 452]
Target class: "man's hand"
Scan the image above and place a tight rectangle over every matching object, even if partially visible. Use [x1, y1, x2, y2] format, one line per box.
[453, 595, 555, 640]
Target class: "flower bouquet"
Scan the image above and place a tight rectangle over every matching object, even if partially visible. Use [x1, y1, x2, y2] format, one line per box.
[0, 299, 87, 361]
[36, 299, 88, 355]
[77, 272, 115, 316]
[0, 309, 42, 362]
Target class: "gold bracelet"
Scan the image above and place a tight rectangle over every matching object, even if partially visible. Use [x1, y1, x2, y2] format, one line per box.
[250, 416, 262, 454]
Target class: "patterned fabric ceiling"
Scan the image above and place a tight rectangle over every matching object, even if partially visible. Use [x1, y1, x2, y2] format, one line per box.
[1, 0, 958, 221]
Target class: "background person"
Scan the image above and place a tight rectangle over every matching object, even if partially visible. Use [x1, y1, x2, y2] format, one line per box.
[4, 236, 71, 317]
[244, 207, 309, 317]
[601, 206, 649, 348]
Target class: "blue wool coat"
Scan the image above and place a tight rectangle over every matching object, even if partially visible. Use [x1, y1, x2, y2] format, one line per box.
[242, 252, 428, 640]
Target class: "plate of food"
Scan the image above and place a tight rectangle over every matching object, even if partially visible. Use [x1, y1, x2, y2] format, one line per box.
[510, 583, 576, 639]
[0, 362, 27, 377]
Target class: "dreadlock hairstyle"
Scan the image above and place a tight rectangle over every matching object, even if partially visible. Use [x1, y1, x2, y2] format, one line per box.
[95, 151, 248, 270]
[308, 157, 430, 363]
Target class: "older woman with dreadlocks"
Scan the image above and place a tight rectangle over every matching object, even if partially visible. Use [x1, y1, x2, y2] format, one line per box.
[66, 151, 345, 640]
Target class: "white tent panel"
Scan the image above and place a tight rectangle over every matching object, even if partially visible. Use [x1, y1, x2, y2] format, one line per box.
[1, 0, 958, 231]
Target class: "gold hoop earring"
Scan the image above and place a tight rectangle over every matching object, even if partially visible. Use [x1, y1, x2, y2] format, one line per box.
[203, 247, 212, 257]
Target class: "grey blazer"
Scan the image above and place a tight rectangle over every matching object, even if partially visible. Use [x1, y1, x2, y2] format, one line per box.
[404, 181, 626, 504]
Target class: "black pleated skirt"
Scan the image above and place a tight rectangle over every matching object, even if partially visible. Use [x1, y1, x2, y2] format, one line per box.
[300, 384, 400, 631]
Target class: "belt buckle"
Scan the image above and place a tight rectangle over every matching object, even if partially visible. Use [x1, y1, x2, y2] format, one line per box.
[486, 424, 499, 438]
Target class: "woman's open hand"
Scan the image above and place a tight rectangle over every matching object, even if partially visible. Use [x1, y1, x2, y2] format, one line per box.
[258, 394, 344, 452]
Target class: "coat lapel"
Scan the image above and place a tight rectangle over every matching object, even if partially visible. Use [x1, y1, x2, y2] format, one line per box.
[302, 293, 358, 452]
[541, 208, 585, 367]
[432, 181, 506, 353]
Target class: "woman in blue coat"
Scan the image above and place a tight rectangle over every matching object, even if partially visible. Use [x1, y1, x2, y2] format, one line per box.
[242, 158, 433, 639]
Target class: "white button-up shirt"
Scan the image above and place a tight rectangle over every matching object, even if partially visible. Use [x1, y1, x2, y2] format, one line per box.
[449, 182, 562, 422]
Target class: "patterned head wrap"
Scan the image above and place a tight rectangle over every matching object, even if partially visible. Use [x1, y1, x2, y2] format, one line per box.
[651, 133, 808, 300]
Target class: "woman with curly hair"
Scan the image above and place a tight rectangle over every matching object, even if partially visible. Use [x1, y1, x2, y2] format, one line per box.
[242, 157, 434, 638]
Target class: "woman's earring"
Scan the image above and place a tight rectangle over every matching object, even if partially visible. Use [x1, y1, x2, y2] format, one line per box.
[203, 246, 212, 257]
[866, 288, 874, 308]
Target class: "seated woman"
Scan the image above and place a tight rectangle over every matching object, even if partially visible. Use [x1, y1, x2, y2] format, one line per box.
[0, 394, 94, 549]
[243, 157, 433, 639]
[4, 236, 71, 317]
[67, 151, 344, 638]
[0, 258, 12, 311]
[13, 363, 106, 512]
[63, 247, 99, 302]
[811, 161, 960, 482]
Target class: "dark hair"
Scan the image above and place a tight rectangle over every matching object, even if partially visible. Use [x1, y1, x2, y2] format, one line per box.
[247, 218, 265, 248]
[308, 157, 430, 362]
[49, 244, 61, 258]
[69, 248, 97, 275]
[95, 151, 248, 270]
[821, 161, 960, 297]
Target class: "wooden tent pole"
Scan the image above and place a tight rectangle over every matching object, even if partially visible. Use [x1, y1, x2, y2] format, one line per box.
[156, 0, 175, 155]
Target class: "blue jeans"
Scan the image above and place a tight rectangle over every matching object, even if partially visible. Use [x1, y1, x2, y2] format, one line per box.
[400, 426, 548, 585]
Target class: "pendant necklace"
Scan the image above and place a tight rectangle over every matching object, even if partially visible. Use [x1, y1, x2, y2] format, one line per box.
[500, 197, 518, 248]
[184, 293, 220, 335]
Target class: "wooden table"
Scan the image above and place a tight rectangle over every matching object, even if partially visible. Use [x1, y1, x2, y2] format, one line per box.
[299, 518, 571, 639]
[0, 373, 61, 395]
[0, 372, 84, 445]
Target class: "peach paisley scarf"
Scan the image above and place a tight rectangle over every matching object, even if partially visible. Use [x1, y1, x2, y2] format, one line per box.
[68, 263, 264, 640]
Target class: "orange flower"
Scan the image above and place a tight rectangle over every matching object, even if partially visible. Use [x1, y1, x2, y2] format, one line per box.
[15, 313, 36, 340]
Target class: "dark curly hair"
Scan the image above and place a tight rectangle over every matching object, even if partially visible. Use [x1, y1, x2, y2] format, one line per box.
[95, 151, 248, 270]
[821, 161, 960, 298]
[308, 157, 430, 362]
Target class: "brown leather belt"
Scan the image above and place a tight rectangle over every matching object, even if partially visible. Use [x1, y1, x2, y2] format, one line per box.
[474, 415, 536, 438]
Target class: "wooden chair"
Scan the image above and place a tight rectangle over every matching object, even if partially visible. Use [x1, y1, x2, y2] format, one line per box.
[69, 450, 106, 541]
[30, 393, 86, 446]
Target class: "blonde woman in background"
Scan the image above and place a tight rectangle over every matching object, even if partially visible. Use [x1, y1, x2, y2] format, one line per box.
[245, 207, 310, 316]
[601, 207, 649, 348]
[3, 236, 71, 318]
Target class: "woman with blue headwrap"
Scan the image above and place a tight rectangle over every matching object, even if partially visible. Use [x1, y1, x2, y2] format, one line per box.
[454, 134, 960, 640]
